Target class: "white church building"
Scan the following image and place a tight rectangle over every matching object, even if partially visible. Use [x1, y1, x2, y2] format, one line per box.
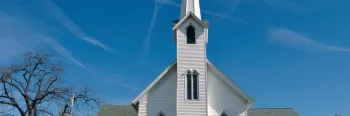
[98, 0, 298, 116]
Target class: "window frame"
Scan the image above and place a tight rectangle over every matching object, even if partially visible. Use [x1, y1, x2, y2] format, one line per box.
[192, 72, 198, 100]
[185, 69, 199, 100]
[186, 25, 196, 44]
[186, 72, 192, 100]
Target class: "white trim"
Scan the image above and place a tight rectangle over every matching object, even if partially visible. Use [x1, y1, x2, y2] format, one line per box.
[189, 72, 193, 99]
[172, 12, 207, 30]
[192, 69, 200, 74]
[184, 69, 192, 75]
[204, 28, 208, 44]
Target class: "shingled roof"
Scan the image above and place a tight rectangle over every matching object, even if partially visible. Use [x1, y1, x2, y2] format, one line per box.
[98, 105, 137, 116]
[248, 108, 298, 116]
[97, 105, 298, 116]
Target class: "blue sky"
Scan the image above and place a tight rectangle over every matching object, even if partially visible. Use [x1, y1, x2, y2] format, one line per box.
[1, 0, 350, 115]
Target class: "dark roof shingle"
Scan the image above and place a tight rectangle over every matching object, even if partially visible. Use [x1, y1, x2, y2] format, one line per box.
[98, 105, 137, 116]
[248, 108, 298, 116]
[98, 105, 298, 116]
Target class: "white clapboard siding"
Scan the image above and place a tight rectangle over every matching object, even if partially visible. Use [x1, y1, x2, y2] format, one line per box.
[207, 66, 247, 116]
[176, 17, 207, 116]
[138, 97, 147, 116]
[138, 65, 177, 116]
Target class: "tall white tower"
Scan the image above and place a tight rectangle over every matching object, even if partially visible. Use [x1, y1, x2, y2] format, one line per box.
[172, 0, 209, 115]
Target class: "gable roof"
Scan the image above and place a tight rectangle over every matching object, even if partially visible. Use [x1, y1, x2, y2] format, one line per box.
[130, 59, 254, 107]
[172, 12, 208, 30]
[97, 105, 298, 116]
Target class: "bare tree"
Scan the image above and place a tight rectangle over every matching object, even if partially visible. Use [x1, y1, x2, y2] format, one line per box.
[0, 53, 100, 116]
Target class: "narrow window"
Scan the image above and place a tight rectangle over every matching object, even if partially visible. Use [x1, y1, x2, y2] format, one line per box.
[186, 72, 192, 99]
[186, 70, 200, 100]
[192, 73, 198, 100]
[186, 25, 195, 44]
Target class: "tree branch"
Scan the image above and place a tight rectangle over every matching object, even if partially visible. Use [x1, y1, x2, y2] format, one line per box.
[0, 52, 100, 116]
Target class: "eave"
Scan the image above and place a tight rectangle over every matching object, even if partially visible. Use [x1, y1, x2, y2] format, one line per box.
[172, 12, 208, 31]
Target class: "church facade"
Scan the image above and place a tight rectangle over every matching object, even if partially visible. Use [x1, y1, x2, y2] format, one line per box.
[98, 0, 298, 116]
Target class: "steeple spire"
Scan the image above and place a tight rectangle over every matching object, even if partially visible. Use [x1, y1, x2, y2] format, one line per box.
[180, 0, 201, 19]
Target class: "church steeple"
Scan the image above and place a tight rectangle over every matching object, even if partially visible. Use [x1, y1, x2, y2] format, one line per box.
[180, 0, 201, 19]
[173, 0, 208, 115]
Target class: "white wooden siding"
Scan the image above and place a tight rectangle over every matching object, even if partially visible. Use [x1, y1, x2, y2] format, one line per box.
[207, 67, 247, 116]
[138, 65, 177, 116]
[176, 18, 207, 116]
[138, 97, 147, 116]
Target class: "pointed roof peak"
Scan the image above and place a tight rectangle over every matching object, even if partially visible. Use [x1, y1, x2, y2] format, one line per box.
[180, 0, 201, 20]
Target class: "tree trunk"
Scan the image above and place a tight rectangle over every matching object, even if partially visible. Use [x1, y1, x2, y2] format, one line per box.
[33, 107, 38, 116]
[27, 108, 32, 116]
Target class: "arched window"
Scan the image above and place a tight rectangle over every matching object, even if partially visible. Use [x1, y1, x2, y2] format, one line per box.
[186, 25, 196, 44]
[157, 111, 165, 116]
[186, 70, 199, 100]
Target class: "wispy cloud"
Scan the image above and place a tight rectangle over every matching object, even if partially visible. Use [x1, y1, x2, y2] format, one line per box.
[225, 0, 240, 16]
[201, 10, 247, 23]
[38, 0, 123, 55]
[154, 0, 181, 7]
[143, 2, 163, 54]
[267, 27, 350, 52]
[0, 5, 92, 72]
[0, 11, 42, 63]
[43, 36, 93, 72]
[263, 0, 306, 14]
[100, 75, 140, 91]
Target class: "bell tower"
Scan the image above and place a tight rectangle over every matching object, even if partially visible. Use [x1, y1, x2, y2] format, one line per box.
[172, 0, 209, 115]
